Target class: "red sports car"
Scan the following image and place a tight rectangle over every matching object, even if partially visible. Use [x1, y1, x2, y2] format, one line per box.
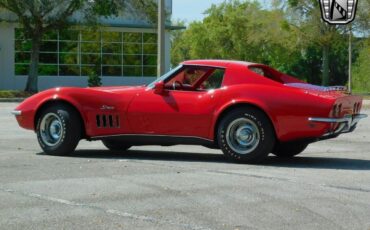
[12, 60, 367, 163]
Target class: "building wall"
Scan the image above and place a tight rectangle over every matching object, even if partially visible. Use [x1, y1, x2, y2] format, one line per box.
[0, 23, 16, 90]
[0, 25, 172, 91]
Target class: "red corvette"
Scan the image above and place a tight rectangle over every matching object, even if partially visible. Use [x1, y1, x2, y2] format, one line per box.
[12, 60, 367, 163]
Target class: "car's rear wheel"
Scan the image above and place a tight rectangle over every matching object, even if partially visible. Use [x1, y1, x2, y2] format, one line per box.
[272, 142, 308, 158]
[36, 104, 81, 155]
[217, 107, 275, 163]
[102, 140, 131, 151]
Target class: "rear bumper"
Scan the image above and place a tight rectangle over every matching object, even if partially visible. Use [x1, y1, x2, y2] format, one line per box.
[308, 114, 367, 137]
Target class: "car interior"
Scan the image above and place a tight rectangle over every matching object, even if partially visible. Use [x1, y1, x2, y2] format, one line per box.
[164, 66, 225, 91]
[248, 66, 284, 83]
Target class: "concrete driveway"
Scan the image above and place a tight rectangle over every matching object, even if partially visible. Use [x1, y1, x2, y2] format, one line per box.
[0, 102, 369, 230]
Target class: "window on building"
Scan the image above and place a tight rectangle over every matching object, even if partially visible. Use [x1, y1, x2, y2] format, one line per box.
[14, 29, 158, 77]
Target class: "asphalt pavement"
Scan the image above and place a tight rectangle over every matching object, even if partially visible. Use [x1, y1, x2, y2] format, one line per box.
[0, 102, 369, 230]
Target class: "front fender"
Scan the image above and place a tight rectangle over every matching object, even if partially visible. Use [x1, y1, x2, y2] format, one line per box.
[14, 88, 87, 131]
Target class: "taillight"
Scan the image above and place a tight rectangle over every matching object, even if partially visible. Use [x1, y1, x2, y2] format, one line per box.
[332, 105, 337, 117]
[354, 102, 360, 114]
[332, 104, 342, 117]
[338, 104, 342, 116]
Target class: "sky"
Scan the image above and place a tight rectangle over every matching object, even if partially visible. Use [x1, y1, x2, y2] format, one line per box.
[172, 0, 272, 23]
[172, 0, 226, 23]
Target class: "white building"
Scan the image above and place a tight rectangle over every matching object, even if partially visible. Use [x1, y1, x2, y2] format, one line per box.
[0, 0, 182, 90]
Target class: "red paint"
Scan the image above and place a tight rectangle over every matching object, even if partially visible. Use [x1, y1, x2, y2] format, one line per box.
[14, 60, 364, 143]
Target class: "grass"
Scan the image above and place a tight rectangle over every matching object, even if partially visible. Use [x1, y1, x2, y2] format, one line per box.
[353, 94, 370, 100]
[0, 90, 35, 98]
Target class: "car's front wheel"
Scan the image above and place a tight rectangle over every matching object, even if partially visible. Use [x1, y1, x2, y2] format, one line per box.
[102, 140, 131, 151]
[36, 104, 82, 155]
[217, 107, 275, 163]
[272, 142, 308, 158]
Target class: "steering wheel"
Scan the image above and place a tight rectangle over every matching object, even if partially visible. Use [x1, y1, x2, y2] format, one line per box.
[172, 81, 183, 90]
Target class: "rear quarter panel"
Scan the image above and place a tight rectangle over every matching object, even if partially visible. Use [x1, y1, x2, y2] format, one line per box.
[212, 84, 334, 142]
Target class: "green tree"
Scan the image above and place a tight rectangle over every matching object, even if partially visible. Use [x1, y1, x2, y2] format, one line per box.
[172, 0, 300, 69]
[282, 0, 345, 85]
[0, 0, 156, 92]
[352, 38, 370, 92]
[88, 57, 102, 87]
[282, 0, 370, 86]
[171, 0, 368, 87]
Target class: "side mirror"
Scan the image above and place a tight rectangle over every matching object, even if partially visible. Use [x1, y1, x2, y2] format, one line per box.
[154, 81, 165, 94]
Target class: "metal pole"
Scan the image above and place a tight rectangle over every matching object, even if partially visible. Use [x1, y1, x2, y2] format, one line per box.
[348, 25, 352, 94]
[157, 0, 166, 77]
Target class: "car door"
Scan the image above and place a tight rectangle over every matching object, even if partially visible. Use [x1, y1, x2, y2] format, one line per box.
[126, 66, 225, 139]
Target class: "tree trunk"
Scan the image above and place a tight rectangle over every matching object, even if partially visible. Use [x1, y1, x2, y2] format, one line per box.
[321, 45, 330, 86]
[25, 36, 41, 93]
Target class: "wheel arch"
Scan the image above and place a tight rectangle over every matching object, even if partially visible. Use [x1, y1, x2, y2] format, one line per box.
[34, 99, 87, 138]
[212, 102, 278, 147]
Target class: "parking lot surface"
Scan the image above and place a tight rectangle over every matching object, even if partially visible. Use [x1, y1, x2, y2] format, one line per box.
[0, 102, 369, 230]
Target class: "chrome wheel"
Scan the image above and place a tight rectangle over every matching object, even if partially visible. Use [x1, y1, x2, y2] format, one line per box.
[40, 113, 63, 147]
[225, 118, 260, 155]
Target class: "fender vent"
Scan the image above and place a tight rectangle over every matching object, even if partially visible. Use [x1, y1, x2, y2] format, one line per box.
[96, 114, 120, 128]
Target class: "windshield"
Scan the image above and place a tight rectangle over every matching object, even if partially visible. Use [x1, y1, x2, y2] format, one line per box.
[147, 65, 183, 88]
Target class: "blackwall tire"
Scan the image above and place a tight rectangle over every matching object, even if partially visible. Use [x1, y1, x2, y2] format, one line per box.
[217, 108, 275, 163]
[272, 142, 308, 158]
[102, 140, 131, 151]
[36, 104, 81, 155]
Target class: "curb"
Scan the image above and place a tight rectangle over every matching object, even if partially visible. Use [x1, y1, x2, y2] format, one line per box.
[0, 98, 25, 103]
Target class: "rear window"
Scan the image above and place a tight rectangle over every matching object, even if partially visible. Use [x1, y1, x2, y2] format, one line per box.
[249, 66, 283, 83]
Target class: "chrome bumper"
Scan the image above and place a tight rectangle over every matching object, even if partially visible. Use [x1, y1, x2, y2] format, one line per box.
[11, 110, 22, 116]
[309, 114, 367, 136]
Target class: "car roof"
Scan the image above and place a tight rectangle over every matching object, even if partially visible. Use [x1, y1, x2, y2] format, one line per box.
[182, 60, 259, 68]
